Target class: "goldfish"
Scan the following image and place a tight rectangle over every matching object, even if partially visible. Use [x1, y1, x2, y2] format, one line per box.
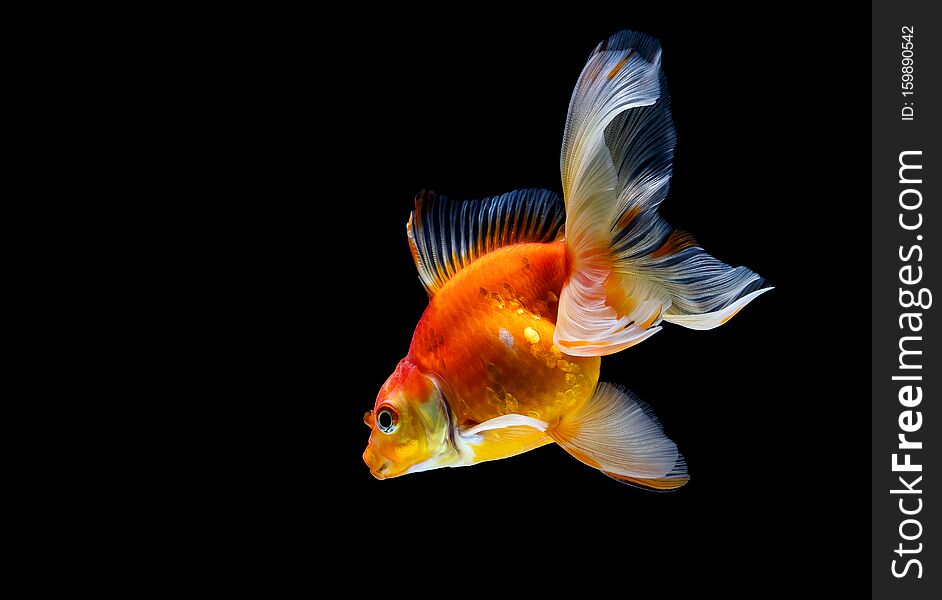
[362, 30, 771, 490]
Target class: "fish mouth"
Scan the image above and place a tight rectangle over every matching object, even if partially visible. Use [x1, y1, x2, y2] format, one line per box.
[371, 460, 392, 480]
[363, 447, 392, 480]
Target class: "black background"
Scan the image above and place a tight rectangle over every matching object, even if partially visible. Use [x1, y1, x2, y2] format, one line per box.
[291, 7, 869, 590]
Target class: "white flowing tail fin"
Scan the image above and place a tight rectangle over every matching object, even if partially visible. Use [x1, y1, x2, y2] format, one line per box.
[555, 30, 772, 357]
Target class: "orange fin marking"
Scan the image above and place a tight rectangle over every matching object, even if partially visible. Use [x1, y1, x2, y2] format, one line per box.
[616, 204, 643, 230]
[638, 308, 662, 330]
[606, 49, 635, 80]
[651, 229, 698, 259]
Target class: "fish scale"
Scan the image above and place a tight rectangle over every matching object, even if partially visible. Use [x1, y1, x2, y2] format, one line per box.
[410, 242, 600, 426]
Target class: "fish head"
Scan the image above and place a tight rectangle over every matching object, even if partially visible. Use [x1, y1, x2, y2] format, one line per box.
[362, 359, 454, 479]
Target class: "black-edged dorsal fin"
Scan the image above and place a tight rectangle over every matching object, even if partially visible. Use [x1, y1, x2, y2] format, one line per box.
[407, 188, 564, 296]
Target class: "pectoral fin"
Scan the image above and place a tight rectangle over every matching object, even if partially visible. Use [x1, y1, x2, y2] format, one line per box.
[457, 415, 553, 464]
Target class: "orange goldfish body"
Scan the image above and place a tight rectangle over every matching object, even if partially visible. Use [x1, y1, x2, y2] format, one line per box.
[362, 31, 772, 490]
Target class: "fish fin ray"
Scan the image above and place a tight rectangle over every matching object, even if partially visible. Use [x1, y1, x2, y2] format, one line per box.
[555, 30, 770, 355]
[548, 382, 688, 491]
[407, 189, 564, 296]
[462, 413, 549, 436]
[603, 471, 690, 491]
[458, 415, 552, 464]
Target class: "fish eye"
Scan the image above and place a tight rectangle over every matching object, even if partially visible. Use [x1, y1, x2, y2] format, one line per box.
[377, 407, 398, 434]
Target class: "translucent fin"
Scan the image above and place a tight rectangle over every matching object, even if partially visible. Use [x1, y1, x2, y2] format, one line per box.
[407, 189, 564, 296]
[555, 30, 771, 355]
[604, 471, 690, 491]
[462, 414, 549, 435]
[549, 382, 689, 491]
[559, 30, 662, 216]
[457, 415, 552, 464]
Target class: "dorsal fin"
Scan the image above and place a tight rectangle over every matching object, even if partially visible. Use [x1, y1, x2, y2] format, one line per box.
[407, 188, 565, 296]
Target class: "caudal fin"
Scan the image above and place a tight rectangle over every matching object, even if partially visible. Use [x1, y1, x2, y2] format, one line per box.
[555, 30, 772, 357]
[548, 382, 689, 491]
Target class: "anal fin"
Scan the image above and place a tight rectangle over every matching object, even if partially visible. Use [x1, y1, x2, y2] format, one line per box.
[548, 382, 689, 491]
[603, 472, 690, 491]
